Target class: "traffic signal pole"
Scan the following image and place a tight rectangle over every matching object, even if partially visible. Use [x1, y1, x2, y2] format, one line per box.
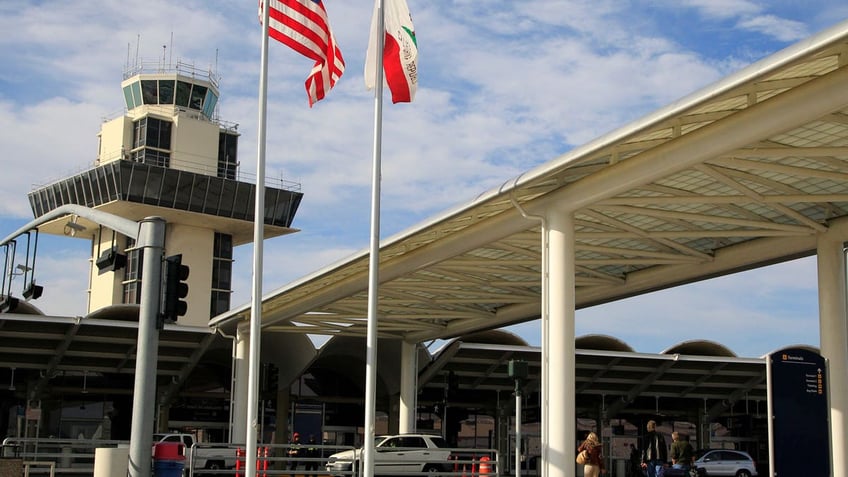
[1, 207, 167, 477]
[128, 217, 166, 477]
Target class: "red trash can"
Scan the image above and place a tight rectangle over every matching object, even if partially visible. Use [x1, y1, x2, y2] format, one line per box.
[153, 442, 185, 477]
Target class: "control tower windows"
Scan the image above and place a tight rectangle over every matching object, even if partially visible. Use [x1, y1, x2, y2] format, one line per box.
[211, 233, 233, 316]
[218, 132, 238, 180]
[175, 80, 192, 107]
[190, 84, 207, 110]
[122, 81, 143, 109]
[122, 78, 219, 119]
[159, 80, 175, 104]
[203, 90, 218, 118]
[122, 238, 143, 305]
[123, 85, 136, 110]
[141, 80, 158, 104]
[131, 117, 172, 168]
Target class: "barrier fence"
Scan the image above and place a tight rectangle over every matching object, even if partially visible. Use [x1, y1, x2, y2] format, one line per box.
[1, 438, 498, 477]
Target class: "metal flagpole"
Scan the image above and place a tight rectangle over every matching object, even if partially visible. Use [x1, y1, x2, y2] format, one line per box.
[246, 2, 272, 476]
[364, 1, 386, 477]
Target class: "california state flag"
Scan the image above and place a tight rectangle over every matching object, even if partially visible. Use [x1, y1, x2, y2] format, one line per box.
[365, 0, 418, 103]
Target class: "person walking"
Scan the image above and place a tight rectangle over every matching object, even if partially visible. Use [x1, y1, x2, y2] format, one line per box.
[641, 421, 667, 477]
[577, 432, 606, 477]
[669, 432, 694, 473]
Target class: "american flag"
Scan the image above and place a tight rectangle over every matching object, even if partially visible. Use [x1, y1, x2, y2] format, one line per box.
[263, 0, 345, 106]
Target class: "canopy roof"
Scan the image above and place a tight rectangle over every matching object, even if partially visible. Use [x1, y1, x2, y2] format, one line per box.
[213, 20, 848, 345]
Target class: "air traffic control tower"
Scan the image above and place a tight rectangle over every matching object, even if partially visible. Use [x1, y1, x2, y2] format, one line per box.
[26, 59, 303, 326]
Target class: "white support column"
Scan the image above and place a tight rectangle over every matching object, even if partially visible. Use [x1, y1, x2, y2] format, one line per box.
[399, 340, 417, 434]
[231, 326, 250, 444]
[544, 210, 576, 477]
[817, 231, 848, 477]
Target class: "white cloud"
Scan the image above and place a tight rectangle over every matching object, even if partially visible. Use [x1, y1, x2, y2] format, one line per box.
[737, 15, 808, 41]
[678, 0, 763, 20]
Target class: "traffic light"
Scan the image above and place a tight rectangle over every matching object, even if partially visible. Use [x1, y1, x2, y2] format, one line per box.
[160, 254, 189, 328]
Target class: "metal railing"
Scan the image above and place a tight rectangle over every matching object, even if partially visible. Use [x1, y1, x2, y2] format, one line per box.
[2, 438, 499, 477]
[123, 58, 220, 89]
[2, 437, 127, 475]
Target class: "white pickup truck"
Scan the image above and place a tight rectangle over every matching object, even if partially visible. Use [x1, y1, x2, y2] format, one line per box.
[154, 433, 238, 470]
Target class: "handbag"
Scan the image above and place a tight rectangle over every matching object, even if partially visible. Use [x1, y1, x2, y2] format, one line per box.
[576, 449, 589, 465]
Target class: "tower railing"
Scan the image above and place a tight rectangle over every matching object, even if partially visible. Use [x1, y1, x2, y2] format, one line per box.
[123, 58, 220, 89]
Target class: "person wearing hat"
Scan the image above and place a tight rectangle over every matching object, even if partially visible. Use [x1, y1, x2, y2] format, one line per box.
[288, 432, 302, 474]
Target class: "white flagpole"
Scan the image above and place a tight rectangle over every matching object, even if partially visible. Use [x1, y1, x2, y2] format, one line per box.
[246, 2, 271, 476]
[364, 0, 386, 476]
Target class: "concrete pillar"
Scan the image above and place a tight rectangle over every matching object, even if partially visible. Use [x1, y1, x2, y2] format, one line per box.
[544, 210, 576, 477]
[817, 231, 848, 477]
[399, 341, 417, 434]
[231, 327, 250, 444]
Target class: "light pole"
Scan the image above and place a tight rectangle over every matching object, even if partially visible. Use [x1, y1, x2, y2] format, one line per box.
[509, 360, 528, 477]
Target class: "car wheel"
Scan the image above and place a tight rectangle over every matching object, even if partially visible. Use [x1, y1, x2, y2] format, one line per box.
[424, 464, 442, 477]
[206, 461, 223, 470]
[735, 471, 751, 477]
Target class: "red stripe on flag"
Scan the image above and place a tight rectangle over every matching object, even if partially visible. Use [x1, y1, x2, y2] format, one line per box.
[264, 0, 345, 106]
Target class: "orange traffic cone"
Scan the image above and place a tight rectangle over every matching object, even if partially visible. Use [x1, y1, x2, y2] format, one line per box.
[479, 456, 492, 475]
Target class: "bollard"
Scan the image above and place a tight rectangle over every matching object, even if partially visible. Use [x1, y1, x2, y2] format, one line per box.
[236, 447, 245, 477]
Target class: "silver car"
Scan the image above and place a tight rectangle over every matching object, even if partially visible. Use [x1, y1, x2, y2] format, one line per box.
[693, 449, 758, 477]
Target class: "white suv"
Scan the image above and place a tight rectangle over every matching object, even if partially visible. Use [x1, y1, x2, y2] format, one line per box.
[326, 434, 453, 476]
[694, 449, 758, 477]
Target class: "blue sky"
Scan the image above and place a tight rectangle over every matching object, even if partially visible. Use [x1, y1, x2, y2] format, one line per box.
[1, 1, 845, 358]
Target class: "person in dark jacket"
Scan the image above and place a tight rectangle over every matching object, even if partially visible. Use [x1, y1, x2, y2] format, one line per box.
[669, 432, 694, 472]
[577, 432, 606, 477]
[641, 421, 667, 477]
[304, 435, 320, 477]
[288, 432, 302, 473]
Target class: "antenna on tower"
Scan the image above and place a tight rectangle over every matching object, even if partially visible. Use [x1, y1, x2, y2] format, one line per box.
[134, 34, 140, 69]
[169, 32, 174, 67]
